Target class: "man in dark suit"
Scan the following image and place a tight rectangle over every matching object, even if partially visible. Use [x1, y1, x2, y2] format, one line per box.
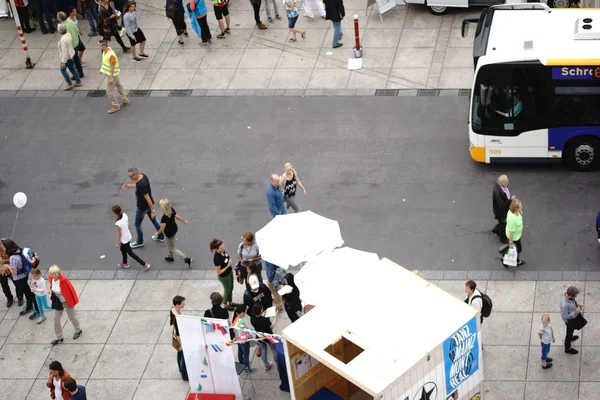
[492, 174, 513, 243]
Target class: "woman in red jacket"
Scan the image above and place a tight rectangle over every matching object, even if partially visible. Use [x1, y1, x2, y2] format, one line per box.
[48, 265, 82, 345]
[47, 360, 72, 400]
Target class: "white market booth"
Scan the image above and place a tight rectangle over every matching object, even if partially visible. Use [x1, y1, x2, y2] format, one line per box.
[282, 258, 484, 400]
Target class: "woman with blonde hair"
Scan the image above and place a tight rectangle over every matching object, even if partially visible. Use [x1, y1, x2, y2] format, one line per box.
[155, 199, 192, 267]
[280, 162, 307, 213]
[48, 265, 82, 345]
[506, 197, 525, 266]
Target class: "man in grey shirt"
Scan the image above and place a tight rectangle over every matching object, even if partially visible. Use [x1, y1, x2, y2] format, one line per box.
[560, 286, 587, 354]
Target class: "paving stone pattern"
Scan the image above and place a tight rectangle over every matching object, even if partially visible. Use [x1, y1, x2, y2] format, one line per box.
[0, 277, 598, 400]
[0, 3, 479, 91]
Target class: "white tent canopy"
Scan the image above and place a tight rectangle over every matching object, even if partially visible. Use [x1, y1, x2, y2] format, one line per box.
[256, 211, 344, 269]
[294, 247, 380, 306]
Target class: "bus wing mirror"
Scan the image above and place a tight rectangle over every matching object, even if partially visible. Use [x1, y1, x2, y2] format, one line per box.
[461, 18, 479, 38]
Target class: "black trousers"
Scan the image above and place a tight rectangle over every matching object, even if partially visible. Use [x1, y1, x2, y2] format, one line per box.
[514, 239, 522, 262]
[103, 24, 128, 50]
[197, 16, 211, 42]
[13, 276, 39, 312]
[120, 242, 145, 266]
[171, 16, 187, 36]
[493, 218, 508, 241]
[0, 274, 19, 301]
[16, 6, 32, 30]
[565, 314, 587, 350]
[251, 2, 261, 24]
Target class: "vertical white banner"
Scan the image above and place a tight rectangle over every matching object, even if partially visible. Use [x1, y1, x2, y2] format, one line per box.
[177, 315, 243, 399]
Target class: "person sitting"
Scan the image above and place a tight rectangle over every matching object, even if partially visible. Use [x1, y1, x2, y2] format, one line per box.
[495, 90, 523, 118]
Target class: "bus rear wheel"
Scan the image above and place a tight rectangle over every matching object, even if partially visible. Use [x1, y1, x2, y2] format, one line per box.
[428, 5, 448, 15]
[564, 136, 600, 172]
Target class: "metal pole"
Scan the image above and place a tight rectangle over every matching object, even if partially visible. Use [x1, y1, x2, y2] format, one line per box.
[353, 15, 363, 58]
[8, 0, 35, 69]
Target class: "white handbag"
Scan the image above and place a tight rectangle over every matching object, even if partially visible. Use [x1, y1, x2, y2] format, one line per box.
[503, 247, 518, 267]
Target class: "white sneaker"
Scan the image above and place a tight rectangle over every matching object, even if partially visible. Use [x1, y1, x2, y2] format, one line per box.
[119, 263, 130, 269]
[151, 235, 165, 242]
[130, 241, 144, 248]
[37, 316, 46, 324]
[143, 263, 151, 271]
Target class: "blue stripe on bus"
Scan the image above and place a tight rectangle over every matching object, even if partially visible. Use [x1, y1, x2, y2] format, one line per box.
[489, 157, 562, 164]
[548, 127, 600, 151]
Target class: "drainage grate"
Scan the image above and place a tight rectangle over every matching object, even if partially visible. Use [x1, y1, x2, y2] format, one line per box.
[374, 89, 399, 97]
[86, 90, 106, 98]
[168, 90, 192, 97]
[458, 89, 471, 97]
[417, 89, 440, 97]
[129, 90, 151, 98]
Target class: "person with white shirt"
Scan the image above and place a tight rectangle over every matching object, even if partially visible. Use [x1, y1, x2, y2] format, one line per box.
[29, 268, 52, 324]
[111, 205, 150, 271]
[464, 280, 483, 324]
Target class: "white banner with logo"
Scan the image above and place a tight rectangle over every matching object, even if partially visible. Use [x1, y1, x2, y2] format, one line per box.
[177, 315, 243, 399]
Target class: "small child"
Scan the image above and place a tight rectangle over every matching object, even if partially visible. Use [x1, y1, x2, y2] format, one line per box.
[63, 377, 87, 400]
[538, 314, 555, 369]
[29, 268, 52, 324]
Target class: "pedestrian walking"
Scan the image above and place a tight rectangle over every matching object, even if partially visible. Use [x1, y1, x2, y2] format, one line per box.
[166, 0, 187, 46]
[98, 0, 130, 52]
[212, 0, 231, 39]
[57, 24, 82, 90]
[250, 302, 278, 372]
[154, 199, 192, 266]
[464, 280, 483, 324]
[15, 0, 35, 33]
[263, 0, 281, 23]
[0, 238, 21, 308]
[112, 205, 151, 271]
[48, 265, 83, 345]
[170, 295, 189, 381]
[67, 7, 87, 66]
[506, 197, 525, 266]
[123, 1, 148, 61]
[538, 314, 555, 369]
[63, 377, 87, 400]
[232, 304, 256, 372]
[30, 268, 52, 324]
[98, 39, 130, 114]
[267, 174, 286, 217]
[186, 0, 212, 45]
[1, 239, 40, 319]
[57, 12, 85, 78]
[121, 168, 164, 247]
[492, 174, 513, 243]
[46, 361, 72, 400]
[302, 0, 325, 18]
[243, 275, 273, 316]
[84, 0, 99, 36]
[280, 162, 306, 212]
[284, 0, 305, 42]
[323, 0, 344, 48]
[210, 238, 235, 310]
[33, 0, 57, 34]
[561, 286, 587, 355]
[250, 0, 267, 29]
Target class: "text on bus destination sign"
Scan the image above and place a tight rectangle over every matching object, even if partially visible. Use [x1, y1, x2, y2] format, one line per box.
[552, 67, 600, 80]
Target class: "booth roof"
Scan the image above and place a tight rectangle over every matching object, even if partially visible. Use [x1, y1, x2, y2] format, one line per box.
[282, 258, 477, 396]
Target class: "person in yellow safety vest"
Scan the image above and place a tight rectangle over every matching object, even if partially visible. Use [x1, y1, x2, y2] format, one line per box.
[98, 39, 130, 114]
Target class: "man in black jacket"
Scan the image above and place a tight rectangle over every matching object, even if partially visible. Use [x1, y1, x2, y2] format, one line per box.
[323, 0, 344, 48]
[492, 174, 513, 243]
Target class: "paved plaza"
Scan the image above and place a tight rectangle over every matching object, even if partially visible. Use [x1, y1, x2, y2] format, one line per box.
[0, 275, 599, 400]
[0, 3, 479, 91]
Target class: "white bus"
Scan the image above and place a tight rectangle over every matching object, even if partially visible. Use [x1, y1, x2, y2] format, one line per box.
[405, 0, 561, 16]
[463, 3, 600, 171]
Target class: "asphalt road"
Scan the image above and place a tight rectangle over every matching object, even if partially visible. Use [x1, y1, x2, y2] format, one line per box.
[0, 96, 598, 271]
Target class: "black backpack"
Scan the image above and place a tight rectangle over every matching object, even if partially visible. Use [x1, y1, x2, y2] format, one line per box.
[468, 293, 493, 318]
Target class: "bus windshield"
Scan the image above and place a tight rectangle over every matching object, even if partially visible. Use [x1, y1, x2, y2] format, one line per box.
[471, 63, 600, 136]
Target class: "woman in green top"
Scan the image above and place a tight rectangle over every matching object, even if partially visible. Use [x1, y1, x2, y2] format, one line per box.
[506, 197, 525, 266]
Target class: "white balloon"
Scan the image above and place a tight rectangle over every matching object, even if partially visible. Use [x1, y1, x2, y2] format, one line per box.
[13, 192, 27, 209]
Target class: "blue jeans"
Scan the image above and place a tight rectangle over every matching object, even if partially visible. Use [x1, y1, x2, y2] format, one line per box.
[332, 20, 342, 47]
[35, 294, 52, 319]
[85, 6, 98, 33]
[264, 261, 279, 282]
[134, 208, 164, 244]
[238, 342, 250, 368]
[257, 341, 278, 368]
[60, 58, 81, 85]
[541, 342, 551, 361]
[72, 50, 83, 77]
